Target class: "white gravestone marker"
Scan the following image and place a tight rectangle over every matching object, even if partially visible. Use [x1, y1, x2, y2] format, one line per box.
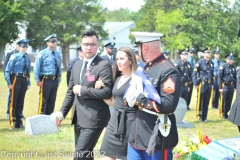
[25, 115, 59, 136]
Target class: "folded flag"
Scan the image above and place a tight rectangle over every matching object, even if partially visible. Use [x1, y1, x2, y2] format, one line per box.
[123, 67, 161, 104]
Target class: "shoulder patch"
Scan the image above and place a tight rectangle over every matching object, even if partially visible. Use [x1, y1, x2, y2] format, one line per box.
[37, 54, 42, 58]
[163, 77, 175, 94]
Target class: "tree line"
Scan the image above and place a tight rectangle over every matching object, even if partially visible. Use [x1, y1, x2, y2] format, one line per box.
[1, 0, 240, 69]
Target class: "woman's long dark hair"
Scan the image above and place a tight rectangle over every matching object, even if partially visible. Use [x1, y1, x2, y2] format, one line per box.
[113, 47, 138, 82]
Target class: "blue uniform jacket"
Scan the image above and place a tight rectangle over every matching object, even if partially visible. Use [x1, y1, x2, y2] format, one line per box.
[5, 52, 31, 86]
[34, 47, 62, 83]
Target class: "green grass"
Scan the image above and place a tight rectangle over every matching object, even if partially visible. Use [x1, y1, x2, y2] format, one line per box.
[0, 67, 239, 160]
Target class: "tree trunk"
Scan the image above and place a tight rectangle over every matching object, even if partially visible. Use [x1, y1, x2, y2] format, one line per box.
[0, 44, 6, 67]
[61, 45, 70, 70]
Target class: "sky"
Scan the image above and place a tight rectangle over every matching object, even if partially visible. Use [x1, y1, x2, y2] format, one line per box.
[101, 0, 145, 12]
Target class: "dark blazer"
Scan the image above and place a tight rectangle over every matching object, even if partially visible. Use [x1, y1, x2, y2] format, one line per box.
[66, 57, 81, 86]
[101, 54, 114, 66]
[60, 55, 113, 128]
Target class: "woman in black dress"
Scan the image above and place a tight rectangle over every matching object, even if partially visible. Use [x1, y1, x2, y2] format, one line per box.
[96, 47, 138, 160]
[228, 69, 240, 132]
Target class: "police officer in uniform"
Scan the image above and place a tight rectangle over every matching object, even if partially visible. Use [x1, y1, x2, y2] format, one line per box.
[66, 47, 84, 86]
[175, 48, 192, 108]
[218, 53, 236, 119]
[4, 39, 31, 129]
[127, 32, 181, 159]
[163, 50, 170, 59]
[211, 48, 223, 109]
[34, 34, 62, 115]
[101, 42, 115, 66]
[4, 45, 20, 119]
[187, 48, 196, 109]
[193, 47, 214, 122]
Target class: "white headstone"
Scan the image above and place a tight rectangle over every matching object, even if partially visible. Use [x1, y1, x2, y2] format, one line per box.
[174, 97, 193, 128]
[25, 115, 59, 136]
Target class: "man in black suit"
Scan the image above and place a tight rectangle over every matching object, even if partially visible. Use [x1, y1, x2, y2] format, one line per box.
[57, 29, 113, 160]
[66, 47, 84, 86]
[101, 42, 115, 66]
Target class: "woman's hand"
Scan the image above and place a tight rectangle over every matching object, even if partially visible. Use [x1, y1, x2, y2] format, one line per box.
[95, 78, 105, 89]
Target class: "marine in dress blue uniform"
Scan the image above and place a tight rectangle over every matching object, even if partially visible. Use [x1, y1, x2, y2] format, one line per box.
[66, 47, 83, 86]
[4, 39, 31, 129]
[193, 47, 214, 122]
[175, 48, 192, 106]
[218, 53, 236, 119]
[101, 42, 115, 66]
[211, 48, 223, 109]
[186, 48, 196, 109]
[34, 34, 62, 115]
[127, 32, 181, 160]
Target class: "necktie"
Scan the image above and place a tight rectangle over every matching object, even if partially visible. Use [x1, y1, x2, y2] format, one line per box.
[52, 51, 59, 76]
[23, 54, 29, 76]
[80, 61, 88, 83]
[217, 60, 220, 67]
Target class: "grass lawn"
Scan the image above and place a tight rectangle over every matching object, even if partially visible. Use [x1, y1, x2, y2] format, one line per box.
[0, 67, 239, 160]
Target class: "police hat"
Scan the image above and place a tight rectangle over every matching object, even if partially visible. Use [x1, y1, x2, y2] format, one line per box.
[225, 53, 234, 60]
[188, 48, 196, 53]
[213, 48, 220, 54]
[77, 47, 82, 52]
[104, 42, 115, 49]
[163, 51, 170, 56]
[44, 34, 57, 41]
[201, 47, 211, 53]
[133, 49, 138, 55]
[179, 48, 188, 55]
[131, 32, 163, 46]
[17, 39, 29, 47]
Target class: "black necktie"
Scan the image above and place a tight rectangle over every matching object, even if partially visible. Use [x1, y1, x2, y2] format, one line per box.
[23, 54, 29, 76]
[217, 60, 220, 67]
[52, 51, 59, 76]
[80, 61, 88, 82]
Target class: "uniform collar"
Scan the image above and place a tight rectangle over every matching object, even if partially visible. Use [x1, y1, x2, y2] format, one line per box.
[144, 53, 166, 70]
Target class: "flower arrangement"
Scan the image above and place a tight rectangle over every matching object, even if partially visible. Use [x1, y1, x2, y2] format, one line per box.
[173, 130, 212, 159]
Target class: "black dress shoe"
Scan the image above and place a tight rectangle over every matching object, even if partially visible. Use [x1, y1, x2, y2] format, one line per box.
[19, 125, 25, 129]
[187, 107, 191, 110]
[21, 115, 25, 119]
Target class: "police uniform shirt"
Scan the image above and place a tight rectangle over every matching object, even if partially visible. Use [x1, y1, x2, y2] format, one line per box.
[193, 59, 214, 86]
[34, 47, 62, 83]
[175, 60, 192, 83]
[212, 58, 223, 76]
[5, 53, 31, 86]
[187, 56, 195, 72]
[218, 63, 237, 89]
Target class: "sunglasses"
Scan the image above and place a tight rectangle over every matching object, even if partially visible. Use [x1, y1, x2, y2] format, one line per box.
[21, 46, 28, 48]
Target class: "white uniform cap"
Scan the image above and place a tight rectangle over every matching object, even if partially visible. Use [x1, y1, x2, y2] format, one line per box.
[131, 32, 163, 44]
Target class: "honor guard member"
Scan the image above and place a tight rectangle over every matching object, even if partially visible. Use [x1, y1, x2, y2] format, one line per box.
[4, 45, 20, 119]
[66, 47, 84, 86]
[211, 48, 223, 109]
[218, 53, 236, 119]
[101, 42, 115, 66]
[187, 48, 196, 109]
[134, 49, 145, 68]
[193, 47, 214, 122]
[163, 50, 170, 59]
[127, 32, 181, 160]
[34, 34, 62, 115]
[175, 48, 192, 109]
[4, 39, 31, 129]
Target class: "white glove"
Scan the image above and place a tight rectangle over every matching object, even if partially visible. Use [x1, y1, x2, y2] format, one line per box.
[50, 111, 64, 123]
[125, 74, 143, 107]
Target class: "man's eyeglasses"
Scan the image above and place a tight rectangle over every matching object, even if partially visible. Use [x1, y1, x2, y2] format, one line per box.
[204, 51, 211, 54]
[82, 43, 97, 47]
[49, 40, 57, 43]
